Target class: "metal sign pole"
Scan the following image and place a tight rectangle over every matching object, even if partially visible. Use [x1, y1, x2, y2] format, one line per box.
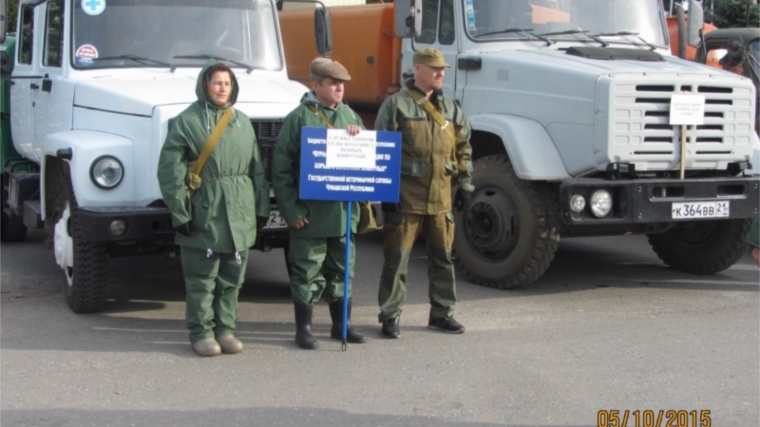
[341, 201, 352, 352]
[680, 124, 687, 179]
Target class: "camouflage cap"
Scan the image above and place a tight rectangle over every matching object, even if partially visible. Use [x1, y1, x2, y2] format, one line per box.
[412, 47, 451, 68]
[310, 57, 352, 81]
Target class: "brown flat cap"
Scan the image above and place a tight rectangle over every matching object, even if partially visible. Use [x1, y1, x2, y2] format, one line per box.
[413, 48, 450, 68]
[310, 57, 351, 81]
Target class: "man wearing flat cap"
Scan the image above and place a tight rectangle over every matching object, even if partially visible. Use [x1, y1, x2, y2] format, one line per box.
[273, 57, 367, 349]
[374, 47, 474, 338]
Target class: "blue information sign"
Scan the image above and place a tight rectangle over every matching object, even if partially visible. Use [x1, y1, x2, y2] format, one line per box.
[299, 127, 401, 202]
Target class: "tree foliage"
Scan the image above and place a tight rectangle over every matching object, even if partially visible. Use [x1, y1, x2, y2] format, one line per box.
[7, 0, 18, 34]
[706, 0, 760, 28]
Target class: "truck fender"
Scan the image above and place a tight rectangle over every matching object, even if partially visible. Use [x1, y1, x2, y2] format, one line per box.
[468, 114, 570, 180]
[40, 131, 135, 219]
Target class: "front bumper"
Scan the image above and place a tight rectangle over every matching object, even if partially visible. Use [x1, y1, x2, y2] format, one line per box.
[75, 206, 290, 249]
[560, 176, 760, 225]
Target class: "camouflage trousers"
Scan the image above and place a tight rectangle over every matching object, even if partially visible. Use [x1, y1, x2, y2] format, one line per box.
[377, 212, 457, 322]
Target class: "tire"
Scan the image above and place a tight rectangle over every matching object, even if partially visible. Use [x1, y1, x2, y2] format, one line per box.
[647, 218, 751, 275]
[44, 159, 67, 250]
[1, 211, 27, 242]
[454, 155, 560, 289]
[1, 179, 28, 242]
[53, 167, 108, 313]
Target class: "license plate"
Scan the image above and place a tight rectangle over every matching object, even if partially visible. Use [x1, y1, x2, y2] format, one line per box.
[263, 210, 288, 229]
[671, 201, 730, 219]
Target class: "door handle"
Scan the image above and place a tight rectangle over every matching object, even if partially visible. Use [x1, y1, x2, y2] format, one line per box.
[30, 83, 39, 90]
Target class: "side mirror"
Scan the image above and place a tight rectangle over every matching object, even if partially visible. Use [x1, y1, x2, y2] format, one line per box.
[314, 6, 332, 55]
[395, 0, 412, 38]
[687, 0, 704, 48]
[0, 0, 7, 45]
[412, 0, 423, 39]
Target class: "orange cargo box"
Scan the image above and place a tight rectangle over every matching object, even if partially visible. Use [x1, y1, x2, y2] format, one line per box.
[279, 4, 402, 109]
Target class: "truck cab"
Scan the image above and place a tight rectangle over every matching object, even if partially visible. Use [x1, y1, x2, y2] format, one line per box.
[1, 0, 309, 312]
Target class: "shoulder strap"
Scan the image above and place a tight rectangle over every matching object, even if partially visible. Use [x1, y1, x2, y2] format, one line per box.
[308, 104, 336, 129]
[405, 89, 456, 142]
[190, 107, 235, 176]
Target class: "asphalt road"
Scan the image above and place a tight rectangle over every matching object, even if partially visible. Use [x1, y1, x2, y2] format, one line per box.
[1, 229, 758, 427]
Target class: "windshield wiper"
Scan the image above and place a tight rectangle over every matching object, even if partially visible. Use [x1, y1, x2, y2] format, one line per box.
[476, 28, 553, 46]
[173, 54, 255, 73]
[95, 54, 174, 70]
[592, 32, 657, 51]
[536, 29, 608, 47]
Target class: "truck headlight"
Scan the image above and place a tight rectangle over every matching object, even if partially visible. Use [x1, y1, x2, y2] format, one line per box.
[590, 190, 613, 218]
[570, 195, 586, 213]
[90, 156, 124, 189]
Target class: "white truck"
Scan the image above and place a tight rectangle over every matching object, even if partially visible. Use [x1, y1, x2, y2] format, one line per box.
[0, 0, 314, 312]
[279, 0, 760, 289]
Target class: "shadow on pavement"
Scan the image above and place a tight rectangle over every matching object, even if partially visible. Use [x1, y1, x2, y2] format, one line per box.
[3, 230, 757, 318]
[1, 408, 594, 427]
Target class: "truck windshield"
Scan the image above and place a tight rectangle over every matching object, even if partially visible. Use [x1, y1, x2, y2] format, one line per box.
[464, 0, 668, 47]
[72, 0, 282, 70]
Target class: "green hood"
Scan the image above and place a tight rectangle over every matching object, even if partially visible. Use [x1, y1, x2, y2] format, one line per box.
[195, 60, 239, 108]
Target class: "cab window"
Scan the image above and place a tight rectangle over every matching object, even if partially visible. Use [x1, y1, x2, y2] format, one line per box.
[44, 0, 65, 67]
[18, 4, 35, 65]
[416, 0, 440, 44]
[439, 0, 455, 45]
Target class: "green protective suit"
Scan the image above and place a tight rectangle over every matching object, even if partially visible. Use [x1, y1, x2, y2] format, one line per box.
[374, 81, 473, 321]
[272, 91, 363, 304]
[157, 61, 270, 342]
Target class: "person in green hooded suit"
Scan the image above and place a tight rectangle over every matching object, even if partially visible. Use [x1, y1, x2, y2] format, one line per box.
[158, 61, 270, 357]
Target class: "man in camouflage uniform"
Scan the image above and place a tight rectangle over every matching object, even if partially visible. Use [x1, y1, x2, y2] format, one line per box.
[273, 58, 367, 349]
[375, 48, 474, 338]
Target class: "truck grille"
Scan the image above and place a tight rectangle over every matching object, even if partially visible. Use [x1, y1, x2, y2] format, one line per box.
[251, 120, 284, 183]
[607, 79, 755, 171]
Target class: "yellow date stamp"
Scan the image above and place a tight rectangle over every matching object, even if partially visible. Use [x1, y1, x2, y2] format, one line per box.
[597, 410, 711, 427]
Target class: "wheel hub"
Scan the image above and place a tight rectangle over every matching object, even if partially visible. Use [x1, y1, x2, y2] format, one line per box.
[53, 202, 74, 285]
[672, 221, 718, 244]
[464, 188, 520, 260]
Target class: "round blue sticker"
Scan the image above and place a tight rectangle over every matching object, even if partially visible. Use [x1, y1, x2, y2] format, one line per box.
[81, 0, 106, 16]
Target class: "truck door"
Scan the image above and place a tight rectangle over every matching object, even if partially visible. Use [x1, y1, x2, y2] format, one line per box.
[402, 0, 460, 100]
[33, 0, 74, 156]
[10, 1, 40, 160]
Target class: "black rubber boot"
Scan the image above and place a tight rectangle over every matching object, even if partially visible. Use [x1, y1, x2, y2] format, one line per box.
[294, 301, 319, 350]
[329, 299, 367, 344]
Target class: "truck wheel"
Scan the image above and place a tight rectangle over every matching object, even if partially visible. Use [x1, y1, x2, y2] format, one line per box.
[454, 155, 560, 289]
[53, 177, 108, 313]
[1, 211, 27, 242]
[647, 219, 750, 275]
[1, 182, 28, 242]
